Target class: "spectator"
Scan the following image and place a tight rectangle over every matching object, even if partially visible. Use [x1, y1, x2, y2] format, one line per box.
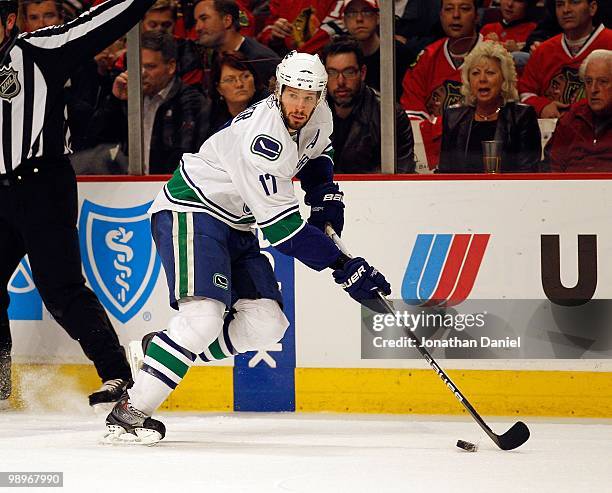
[143, 0, 176, 34]
[524, 0, 611, 53]
[84, 31, 210, 174]
[545, 49, 611, 171]
[141, 0, 203, 87]
[322, 37, 415, 173]
[194, 0, 280, 88]
[21, 0, 62, 30]
[438, 41, 541, 172]
[342, 0, 415, 100]
[519, 0, 612, 118]
[400, 0, 482, 120]
[170, 0, 257, 39]
[257, 0, 345, 56]
[480, 0, 538, 52]
[207, 51, 269, 136]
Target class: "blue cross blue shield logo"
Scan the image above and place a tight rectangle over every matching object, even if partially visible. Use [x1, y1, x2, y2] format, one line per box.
[8, 257, 43, 321]
[79, 200, 161, 324]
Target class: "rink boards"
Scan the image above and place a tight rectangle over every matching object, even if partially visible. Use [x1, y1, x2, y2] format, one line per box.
[7, 175, 612, 417]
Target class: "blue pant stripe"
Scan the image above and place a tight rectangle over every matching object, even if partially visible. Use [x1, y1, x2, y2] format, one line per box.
[142, 363, 178, 389]
[222, 321, 236, 355]
[157, 331, 196, 361]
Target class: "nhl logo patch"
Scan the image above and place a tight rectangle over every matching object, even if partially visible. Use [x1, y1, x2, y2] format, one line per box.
[0, 67, 20, 101]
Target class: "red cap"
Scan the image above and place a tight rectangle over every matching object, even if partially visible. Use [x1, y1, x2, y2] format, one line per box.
[342, 0, 379, 13]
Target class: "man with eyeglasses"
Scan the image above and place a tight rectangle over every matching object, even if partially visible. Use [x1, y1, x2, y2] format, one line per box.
[545, 49, 612, 171]
[323, 37, 415, 173]
[342, 0, 414, 100]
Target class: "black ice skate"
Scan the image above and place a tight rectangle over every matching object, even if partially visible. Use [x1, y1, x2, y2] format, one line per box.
[0, 350, 10, 410]
[102, 393, 165, 445]
[88, 378, 132, 406]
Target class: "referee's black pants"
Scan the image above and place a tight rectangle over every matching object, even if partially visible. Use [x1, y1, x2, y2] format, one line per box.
[0, 162, 131, 382]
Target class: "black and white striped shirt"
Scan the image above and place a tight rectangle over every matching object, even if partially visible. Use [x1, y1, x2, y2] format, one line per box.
[0, 0, 155, 176]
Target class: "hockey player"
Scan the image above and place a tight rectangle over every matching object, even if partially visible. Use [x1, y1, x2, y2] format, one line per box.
[103, 51, 392, 445]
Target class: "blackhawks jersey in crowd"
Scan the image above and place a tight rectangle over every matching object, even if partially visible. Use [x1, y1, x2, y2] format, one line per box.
[518, 24, 612, 115]
[400, 35, 483, 120]
[480, 19, 536, 48]
[258, 0, 345, 54]
[150, 95, 334, 247]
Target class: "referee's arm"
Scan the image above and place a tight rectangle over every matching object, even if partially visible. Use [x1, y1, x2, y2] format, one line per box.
[20, 0, 157, 74]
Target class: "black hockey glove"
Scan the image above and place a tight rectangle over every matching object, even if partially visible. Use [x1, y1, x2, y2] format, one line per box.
[304, 182, 345, 236]
[333, 257, 391, 307]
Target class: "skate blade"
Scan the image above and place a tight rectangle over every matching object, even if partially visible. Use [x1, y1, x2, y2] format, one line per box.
[100, 424, 163, 446]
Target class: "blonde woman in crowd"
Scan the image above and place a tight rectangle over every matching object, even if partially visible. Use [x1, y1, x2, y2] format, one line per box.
[437, 40, 541, 173]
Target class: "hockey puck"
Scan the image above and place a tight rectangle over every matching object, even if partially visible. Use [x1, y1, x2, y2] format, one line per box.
[456, 439, 477, 452]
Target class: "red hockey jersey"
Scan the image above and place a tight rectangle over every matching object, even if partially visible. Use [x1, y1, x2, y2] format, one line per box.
[257, 0, 345, 55]
[519, 25, 612, 116]
[400, 35, 483, 120]
[480, 20, 536, 48]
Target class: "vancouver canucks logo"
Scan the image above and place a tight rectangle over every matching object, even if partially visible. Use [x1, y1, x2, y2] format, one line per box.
[79, 200, 161, 323]
[0, 67, 20, 101]
[251, 134, 283, 161]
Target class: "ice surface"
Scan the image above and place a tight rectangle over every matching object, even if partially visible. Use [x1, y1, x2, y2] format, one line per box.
[0, 411, 610, 493]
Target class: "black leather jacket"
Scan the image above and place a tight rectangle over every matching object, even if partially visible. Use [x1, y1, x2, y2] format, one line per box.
[330, 86, 416, 174]
[437, 102, 541, 173]
[88, 77, 211, 174]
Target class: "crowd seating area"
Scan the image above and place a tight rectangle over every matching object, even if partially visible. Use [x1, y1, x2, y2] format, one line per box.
[20, 0, 610, 175]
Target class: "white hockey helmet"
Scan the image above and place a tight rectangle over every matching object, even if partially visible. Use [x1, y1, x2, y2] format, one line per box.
[275, 50, 328, 106]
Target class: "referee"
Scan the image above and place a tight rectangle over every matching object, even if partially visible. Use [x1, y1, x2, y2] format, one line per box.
[0, 0, 156, 407]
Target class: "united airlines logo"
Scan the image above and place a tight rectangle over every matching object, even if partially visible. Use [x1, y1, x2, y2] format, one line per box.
[79, 201, 161, 323]
[8, 257, 43, 321]
[251, 134, 283, 161]
[401, 234, 490, 307]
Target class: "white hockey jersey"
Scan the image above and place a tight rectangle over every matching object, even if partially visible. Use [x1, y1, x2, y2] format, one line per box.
[149, 95, 334, 246]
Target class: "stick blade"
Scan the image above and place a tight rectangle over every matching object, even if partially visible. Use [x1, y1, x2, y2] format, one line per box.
[495, 421, 530, 450]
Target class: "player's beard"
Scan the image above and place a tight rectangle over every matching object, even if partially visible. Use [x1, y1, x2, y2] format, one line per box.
[281, 104, 312, 131]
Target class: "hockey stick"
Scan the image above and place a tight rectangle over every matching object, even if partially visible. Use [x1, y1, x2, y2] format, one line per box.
[325, 225, 530, 451]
